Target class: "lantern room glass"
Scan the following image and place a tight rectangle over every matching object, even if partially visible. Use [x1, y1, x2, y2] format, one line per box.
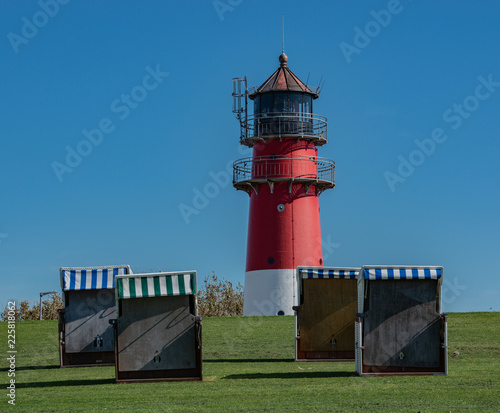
[252, 92, 315, 138]
[253, 93, 313, 117]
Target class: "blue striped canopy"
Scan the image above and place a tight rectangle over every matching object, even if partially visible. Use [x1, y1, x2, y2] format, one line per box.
[363, 267, 442, 280]
[60, 265, 132, 291]
[298, 267, 359, 280]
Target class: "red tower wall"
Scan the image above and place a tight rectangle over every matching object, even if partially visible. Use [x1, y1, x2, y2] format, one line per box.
[246, 140, 323, 273]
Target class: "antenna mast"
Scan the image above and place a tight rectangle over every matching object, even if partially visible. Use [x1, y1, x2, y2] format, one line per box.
[282, 14, 285, 53]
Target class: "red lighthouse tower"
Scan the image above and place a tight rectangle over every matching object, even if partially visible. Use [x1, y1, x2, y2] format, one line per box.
[233, 51, 335, 316]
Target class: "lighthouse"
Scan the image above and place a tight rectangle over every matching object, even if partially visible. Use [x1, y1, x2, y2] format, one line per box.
[233, 51, 335, 316]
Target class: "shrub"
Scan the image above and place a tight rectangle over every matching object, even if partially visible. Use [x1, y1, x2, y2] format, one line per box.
[1, 293, 62, 321]
[197, 272, 244, 317]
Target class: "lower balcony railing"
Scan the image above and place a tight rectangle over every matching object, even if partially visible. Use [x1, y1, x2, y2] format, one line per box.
[233, 155, 335, 195]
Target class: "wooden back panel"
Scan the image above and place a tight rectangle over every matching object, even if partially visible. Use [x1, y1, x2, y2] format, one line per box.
[117, 295, 197, 372]
[64, 289, 115, 353]
[363, 279, 441, 368]
[300, 278, 357, 352]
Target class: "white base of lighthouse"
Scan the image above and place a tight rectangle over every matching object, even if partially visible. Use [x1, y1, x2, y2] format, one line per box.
[243, 269, 297, 316]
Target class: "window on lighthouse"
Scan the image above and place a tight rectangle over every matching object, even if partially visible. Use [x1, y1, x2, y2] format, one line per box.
[273, 93, 291, 113]
[253, 93, 314, 137]
[301, 95, 312, 115]
[290, 94, 302, 113]
[253, 96, 260, 115]
[255, 93, 313, 116]
[254, 94, 273, 113]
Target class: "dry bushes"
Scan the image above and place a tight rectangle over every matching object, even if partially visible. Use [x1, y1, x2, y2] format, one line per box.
[1, 293, 62, 321]
[197, 272, 244, 317]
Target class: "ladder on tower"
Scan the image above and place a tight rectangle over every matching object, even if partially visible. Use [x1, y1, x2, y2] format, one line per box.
[232, 77, 248, 142]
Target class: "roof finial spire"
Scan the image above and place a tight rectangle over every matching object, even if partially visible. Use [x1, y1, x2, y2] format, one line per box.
[279, 14, 288, 67]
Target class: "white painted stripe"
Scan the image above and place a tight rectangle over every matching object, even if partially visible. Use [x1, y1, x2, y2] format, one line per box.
[381, 268, 388, 279]
[172, 275, 179, 295]
[159, 276, 167, 296]
[63, 271, 69, 290]
[123, 278, 130, 299]
[85, 271, 92, 289]
[184, 274, 192, 294]
[96, 269, 103, 289]
[75, 273, 81, 290]
[147, 277, 155, 297]
[106, 268, 114, 288]
[135, 278, 142, 298]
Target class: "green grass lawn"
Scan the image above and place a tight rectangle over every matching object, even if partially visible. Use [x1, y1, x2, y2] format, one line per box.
[1, 313, 499, 412]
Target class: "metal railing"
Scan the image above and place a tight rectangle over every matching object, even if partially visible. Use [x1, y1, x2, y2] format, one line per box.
[233, 155, 335, 190]
[239, 112, 327, 146]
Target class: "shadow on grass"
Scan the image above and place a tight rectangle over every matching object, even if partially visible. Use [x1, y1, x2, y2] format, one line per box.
[204, 358, 295, 363]
[17, 378, 115, 388]
[0, 365, 60, 372]
[223, 371, 355, 380]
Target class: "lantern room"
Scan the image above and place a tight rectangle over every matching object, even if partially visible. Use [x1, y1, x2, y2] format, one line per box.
[233, 53, 327, 147]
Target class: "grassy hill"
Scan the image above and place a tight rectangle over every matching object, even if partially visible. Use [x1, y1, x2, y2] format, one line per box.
[1, 313, 499, 412]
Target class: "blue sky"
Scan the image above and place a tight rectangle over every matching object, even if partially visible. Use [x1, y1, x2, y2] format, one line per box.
[1, 0, 499, 312]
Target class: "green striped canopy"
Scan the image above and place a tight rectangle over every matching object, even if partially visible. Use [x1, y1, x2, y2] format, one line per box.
[116, 272, 196, 299]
